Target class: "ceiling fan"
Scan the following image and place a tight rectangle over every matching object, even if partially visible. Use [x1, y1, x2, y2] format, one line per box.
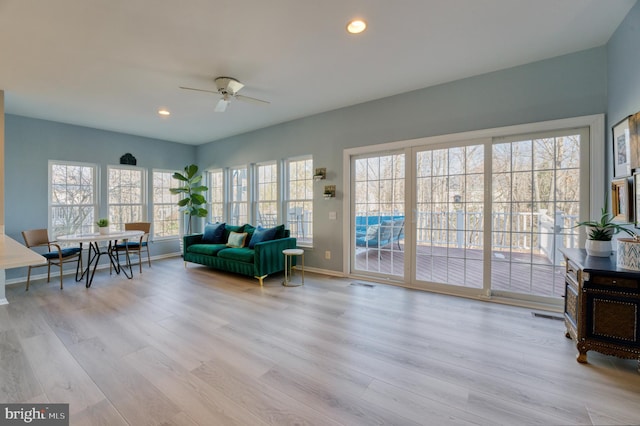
[179, 76, 270, 112]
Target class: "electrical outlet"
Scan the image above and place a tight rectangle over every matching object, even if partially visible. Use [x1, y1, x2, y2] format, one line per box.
[325, 250, 331, 260]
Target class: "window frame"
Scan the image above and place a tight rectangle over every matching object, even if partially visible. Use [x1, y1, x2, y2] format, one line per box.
[152, 168, 180, 240]
[48, 160, 99, 237]
[254, 161, 280, 228]
[208, 168, 225, 224]
[228, 165, 249, 226]
[284, 155, 314, 247]
[107, 164, 147, 231]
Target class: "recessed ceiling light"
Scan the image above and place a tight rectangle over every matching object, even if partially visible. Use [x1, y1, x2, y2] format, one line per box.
[158, 108, 170, 116]
[347, 19, 367, 34]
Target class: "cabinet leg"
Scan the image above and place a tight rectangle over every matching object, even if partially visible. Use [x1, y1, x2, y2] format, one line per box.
[576, 344, 588, 363]
[565, 330, 571, 339]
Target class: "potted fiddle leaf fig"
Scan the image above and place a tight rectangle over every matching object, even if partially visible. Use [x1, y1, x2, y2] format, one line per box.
[170, 164, 208, 235]
[575, 206, 635, 257]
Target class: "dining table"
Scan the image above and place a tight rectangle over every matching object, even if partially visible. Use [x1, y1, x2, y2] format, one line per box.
[57, 230, 144, 288]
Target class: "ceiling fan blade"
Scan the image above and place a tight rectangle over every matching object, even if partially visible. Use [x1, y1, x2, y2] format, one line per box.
[235, 94, 270, 105]
[179, 86, 219, 95]
[214, 98, 229, 112]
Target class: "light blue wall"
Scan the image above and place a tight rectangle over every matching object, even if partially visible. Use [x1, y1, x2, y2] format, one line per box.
[197, 47, 608, 272]
[608, 0, 640, 166]
[5, 114, 196, 280]
[3, 44, 614, 280]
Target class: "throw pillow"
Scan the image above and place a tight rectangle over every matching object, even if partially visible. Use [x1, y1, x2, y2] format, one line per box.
[223, 224, 245, 242]
[248, 226, 278, 248]
[243, 224, 256, 247]
[226, 231, 248, 248]
[273, 224, 286, 239]
[202, 222, 225, 243]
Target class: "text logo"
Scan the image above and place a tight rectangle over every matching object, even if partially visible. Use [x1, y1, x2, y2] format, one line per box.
[0, 404, 68, 426]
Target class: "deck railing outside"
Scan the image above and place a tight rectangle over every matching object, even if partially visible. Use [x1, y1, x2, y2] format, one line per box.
[358, 210, 580, 265]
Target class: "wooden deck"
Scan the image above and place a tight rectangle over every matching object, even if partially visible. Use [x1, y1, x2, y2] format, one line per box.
[355, 243, 566, 298]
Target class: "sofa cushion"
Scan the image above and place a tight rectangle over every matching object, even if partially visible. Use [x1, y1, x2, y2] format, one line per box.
[217, 247, 255, 263]
[202, 222, 225, 243]
[227, 231, 248, 248]
[248, 226, 278, 248]
[223, 224, 244, 242]
[187, 243, 228, 256]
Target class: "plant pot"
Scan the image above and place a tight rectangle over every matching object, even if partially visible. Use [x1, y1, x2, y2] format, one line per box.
[585, 239, 612, 257]
[99, 227, 109, 235]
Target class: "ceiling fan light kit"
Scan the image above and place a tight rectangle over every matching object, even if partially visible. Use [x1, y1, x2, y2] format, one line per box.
[180, 76, 269, 112]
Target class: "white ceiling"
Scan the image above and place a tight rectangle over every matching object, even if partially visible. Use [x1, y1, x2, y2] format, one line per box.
[0, 0, 635, 145]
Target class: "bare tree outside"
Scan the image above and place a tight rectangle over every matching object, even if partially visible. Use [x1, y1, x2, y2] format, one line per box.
[153, 171, 180, 237]
[50, 163, 96, 237]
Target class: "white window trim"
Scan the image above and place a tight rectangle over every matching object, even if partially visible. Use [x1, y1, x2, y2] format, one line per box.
[343, 114, 605, 302]
[107, 164, 147, 231]
[284, 155, 314, 247]
[254, 160, 279, 227]
[152, 168, 180, 241]
[48, 160, 99, 235]
[207, 168, 225, 224]
[228, 164, 249, 226]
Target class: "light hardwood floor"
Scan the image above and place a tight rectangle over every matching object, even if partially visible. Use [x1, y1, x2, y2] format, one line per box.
[2, 257, 640, 426]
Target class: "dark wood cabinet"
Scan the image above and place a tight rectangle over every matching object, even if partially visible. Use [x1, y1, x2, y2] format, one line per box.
[561, 249, 640, 370]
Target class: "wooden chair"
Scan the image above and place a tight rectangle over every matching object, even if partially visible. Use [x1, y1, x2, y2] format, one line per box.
[21, 228, 82, 291]
[111, 222, 151, 273]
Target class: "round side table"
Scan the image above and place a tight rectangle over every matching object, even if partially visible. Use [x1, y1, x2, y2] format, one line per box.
[282, 248, 304, 287]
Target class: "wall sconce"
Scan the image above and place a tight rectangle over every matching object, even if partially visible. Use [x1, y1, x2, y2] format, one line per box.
[314, 168, 327, 181]
[323, 185, 336, 199]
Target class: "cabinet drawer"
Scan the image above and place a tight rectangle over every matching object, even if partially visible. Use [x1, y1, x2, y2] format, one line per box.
[566, 259, 579, 283]
[590, 275, 639, 291]
[586, 295, 639, 344]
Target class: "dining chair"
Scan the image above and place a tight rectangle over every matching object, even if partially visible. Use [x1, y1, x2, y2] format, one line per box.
[111, 222, 151, 273]
[21, 228, 82, 291]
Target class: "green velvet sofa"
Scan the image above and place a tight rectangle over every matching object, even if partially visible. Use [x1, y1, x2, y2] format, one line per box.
[183, 223, 297, 285]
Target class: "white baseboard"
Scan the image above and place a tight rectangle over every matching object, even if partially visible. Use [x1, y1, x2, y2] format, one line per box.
[293, 265, 346, 277]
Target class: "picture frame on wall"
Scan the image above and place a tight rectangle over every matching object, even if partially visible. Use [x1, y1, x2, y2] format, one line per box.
[613, 116, 631, 178]
[612, 177, 632, 223]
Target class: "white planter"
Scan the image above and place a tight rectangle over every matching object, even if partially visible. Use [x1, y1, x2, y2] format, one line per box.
[617, 238, 640, 270]
[99, 227, 109, 235]
[585, 239, 612, 257]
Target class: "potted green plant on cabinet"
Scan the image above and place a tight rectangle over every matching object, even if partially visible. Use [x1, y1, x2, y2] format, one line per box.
[170, 164, 208, 235]
[575, 206, 635, 257]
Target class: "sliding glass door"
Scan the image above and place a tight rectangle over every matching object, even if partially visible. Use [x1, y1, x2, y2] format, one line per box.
[352, 153, 405, 279]
[414, 143, 486, 291]
[490, 130, 585, 298]
[349, 122, 591, 305]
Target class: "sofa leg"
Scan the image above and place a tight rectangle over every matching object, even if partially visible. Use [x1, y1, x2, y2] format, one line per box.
[255, 275, 267, 286]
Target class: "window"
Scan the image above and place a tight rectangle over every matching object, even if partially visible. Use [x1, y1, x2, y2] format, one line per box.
[49, 161, 98, 236]
[229, 166, 248, 225]
[152, 170, 180, 238]
[286, 156, 313, 245]
[256, 162, 278, 227]
[108, 166, 145, 230]
[208, 169, 224, 223]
